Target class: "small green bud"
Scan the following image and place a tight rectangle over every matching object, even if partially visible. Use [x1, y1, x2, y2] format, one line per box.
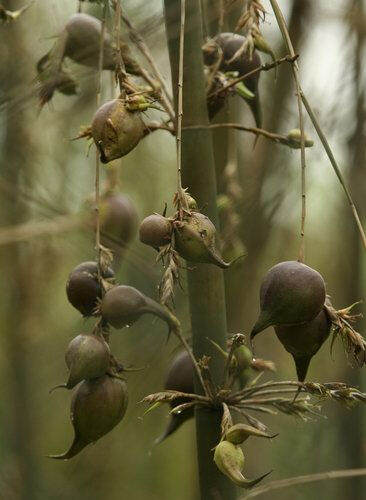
[225, 423, 279, 445]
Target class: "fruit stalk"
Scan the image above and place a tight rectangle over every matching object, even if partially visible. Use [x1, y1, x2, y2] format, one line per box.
[164, 1, 236, 499]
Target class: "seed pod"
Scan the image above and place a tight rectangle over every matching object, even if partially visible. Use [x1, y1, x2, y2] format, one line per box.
[91, 99, 145, 163]
[250, 261, 326, 343]
[174, 212, 230, 268]
[286, 129, 314, 149]
[203, 33, 262, 127]
[66, 261, 115, 317]
[225, 423, 278, 445]
[214, 440, 271, 489]
[139, 214, 172, 249]
[101, 285, 175, 330]
[49, 375, 128, 460]
[154, 351, 195, 446]
[275, 307, 332, 382]
[63, 333, 110, 389]
[99, 193, 138, 254]
[64, 13, 140, 74]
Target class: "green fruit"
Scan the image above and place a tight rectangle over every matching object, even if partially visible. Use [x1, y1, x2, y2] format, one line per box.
[91, 99, 145, 163]
[251, 261, 326, 342]
[64, 333, 110, 389]
[225, 423, 278, 445]
[214, 440, 271, 489]
[275, 307, 332, 382]
[101, 285, 174, 330]
[48, 375, 128, 460]
[174, 212, 229, 268]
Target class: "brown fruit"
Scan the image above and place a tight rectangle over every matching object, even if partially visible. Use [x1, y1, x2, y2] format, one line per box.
[48, 375, 128, 460]
[203, 33, 262, 126]
[274, 307, 332, 382]
[101, 285, 175, 330]
[66, 261, 114, 317]
[64, 13, 140, 74]
[250, 261, 326, 343]
[99, 193, 138, 253]
[64, 333, 111, 389]
[139, 214, 172, 249]
[154, 351, 195, 446]
[91, 99, 145, 163]
[174, 212, 229, 268]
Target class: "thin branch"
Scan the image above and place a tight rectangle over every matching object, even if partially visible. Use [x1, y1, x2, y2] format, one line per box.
[176, 0, 187, 208]
[208, 54, 298, 99]
[270, 0, 366, 251]
[95, 3, 107, 281]
[241, 468, 366, 499]
[114, 0, 127, 91]
[183, 122, 313, 149]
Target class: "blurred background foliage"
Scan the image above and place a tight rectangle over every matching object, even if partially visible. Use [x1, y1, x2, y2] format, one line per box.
[0, 0, 365, 499]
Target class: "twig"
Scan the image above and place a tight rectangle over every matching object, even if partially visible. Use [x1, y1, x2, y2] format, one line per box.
[121, 13, 175, 122]
[268, 1, 307, 261]
[183, 122, 313, 149]
[270, 0, 366, 251]
[208, 54, 298, 99]
[95, 3, 107, 282]
[176, 0, 187, 210]
[114, 0, 127, 91]
[241, 468, 366, 499]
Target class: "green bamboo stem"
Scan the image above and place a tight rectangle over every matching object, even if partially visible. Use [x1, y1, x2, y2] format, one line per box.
[164, 1, 236, 499]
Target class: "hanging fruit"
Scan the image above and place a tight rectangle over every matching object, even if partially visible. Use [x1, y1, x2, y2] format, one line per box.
[100, 285, 175, 330]
[250, 261, 326, 343]
[66, 261, 115, 317]
[274, 307, 332, 382]
[49, 375, 128, 460]
[91, 99, 145, 163]
[154, 350, 195, 446]
[174, 212, 230, 268]
[203, 33, 262, 126]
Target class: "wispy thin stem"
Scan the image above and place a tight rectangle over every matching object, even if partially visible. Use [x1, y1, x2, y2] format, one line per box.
[270, 0, 366, 251]
[114, 0, 126, 92]
[176, 0, 186, 207]
[241, 468, 366, 499]
[208, 54, 298, 99]
[95, 2, 107, 281]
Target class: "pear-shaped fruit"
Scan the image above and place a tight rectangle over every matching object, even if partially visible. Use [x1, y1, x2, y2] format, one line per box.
[64, 13, 140, 73]
[139, 214, 172, 249]
[63, 333, 110, 389]
[91, 99, 145, 163]
[174, 212, 229, 268]
[203, 33, 262, 126]
[66, 261, 114, 317]
[48, 375, 128, 460]
[274, 307, 332, 382]
[251, 261, 326, 342]
[154, 350, 195, 446]
[101, 285, 174, 330]
[214, 440, 271, 489]
[99, 193, 138, 255]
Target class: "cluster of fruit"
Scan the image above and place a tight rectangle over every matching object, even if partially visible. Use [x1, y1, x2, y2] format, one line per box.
[50, 255, 177, 459]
